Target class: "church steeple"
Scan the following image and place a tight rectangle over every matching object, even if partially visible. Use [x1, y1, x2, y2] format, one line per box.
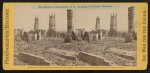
[109, 13, 118, 37]
[95, 16, 100, 30]
[34, 16, 39, 30]
[110, 13, 117, 30]
[49, 13, 55, 30]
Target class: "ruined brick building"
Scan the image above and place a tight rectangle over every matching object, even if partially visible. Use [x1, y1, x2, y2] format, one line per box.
[28, 16, 45, 41]
[64, 9, 75, 43]
[19, 17, 46, 42]
[128, 6, 136, 33]
[14, 28, 24, 41]
[128, 6, 137, 40]
[125, 6, 137, 42]
[89, 16, 107, 41]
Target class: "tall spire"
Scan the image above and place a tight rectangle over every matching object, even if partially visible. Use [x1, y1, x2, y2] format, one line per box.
[49, 12, 55, 30]
[109, 12, 118, 37]
[95, 16, 100, 30]
[110, 13, 117, 30]
[34, 16, 38, 30]
[47, 12, 56, 37]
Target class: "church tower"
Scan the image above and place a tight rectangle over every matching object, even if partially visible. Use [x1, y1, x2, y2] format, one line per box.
[110, 13, 117, 31]
[34, 16, 39, 30]
[95, 16, 100, 30]
[109, 13, 117, 37]
[47, 13, 56, 37]
[49, 13, 55, 31]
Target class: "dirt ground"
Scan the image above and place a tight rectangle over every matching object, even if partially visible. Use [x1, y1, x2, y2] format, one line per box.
[14, 37, 137, 66]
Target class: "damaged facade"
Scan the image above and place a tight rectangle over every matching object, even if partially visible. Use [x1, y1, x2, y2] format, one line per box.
[27, 17, 46, 41]
[17, 17, 46, 42]
[125, 6, 137, 42]
[14, 28, 24, 41]
[89, 16, 107, 42]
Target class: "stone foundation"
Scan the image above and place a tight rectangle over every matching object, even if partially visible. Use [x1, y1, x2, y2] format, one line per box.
[77, 52, 110, 66]
[17, 52, 50, 65]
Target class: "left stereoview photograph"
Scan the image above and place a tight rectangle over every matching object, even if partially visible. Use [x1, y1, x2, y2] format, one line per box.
[3, 3, 148, 70]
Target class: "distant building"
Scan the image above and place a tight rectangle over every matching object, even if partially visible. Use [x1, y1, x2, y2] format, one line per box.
[23, 16, 46, 42]
[28, 30, 42, 41]
[25, 29, 46, 42]
[108, 13, 118, 37]
[75, 28, 85, 39]
[89, 16, 107, 41]
[14, 28, 24, 41]
[89, 30, 103, 41]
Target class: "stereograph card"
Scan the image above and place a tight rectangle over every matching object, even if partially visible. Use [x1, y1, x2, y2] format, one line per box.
[2, 3, 148, 70]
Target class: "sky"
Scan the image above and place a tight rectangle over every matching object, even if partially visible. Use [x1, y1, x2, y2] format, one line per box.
[14, 3, 135, 32]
